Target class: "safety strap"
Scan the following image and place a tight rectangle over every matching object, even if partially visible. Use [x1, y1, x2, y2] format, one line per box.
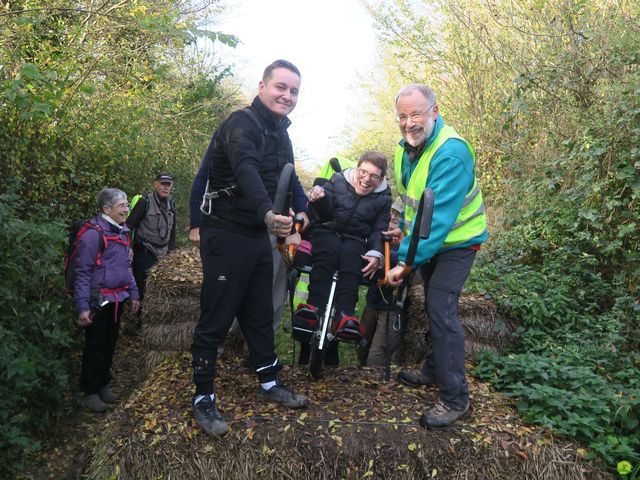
[99, 286, 129, 322]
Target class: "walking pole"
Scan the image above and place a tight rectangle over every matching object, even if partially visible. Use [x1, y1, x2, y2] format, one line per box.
[378, 234, 394, 381]
[273, 163, 294, 265]
[272, 163, 296, 385]
[383, 188, 434, 381]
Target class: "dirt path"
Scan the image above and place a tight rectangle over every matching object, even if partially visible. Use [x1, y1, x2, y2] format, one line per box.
[21, 328, 613, 480]
[21, 329, 146, 480]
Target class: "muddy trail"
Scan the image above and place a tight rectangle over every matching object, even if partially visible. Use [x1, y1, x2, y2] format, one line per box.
[22, 338, 611, 479]
[20, 250, 613, 479]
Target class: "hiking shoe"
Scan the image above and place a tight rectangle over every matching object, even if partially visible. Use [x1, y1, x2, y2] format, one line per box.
[81, 393, 108, 413]
[419, 400, 469, 429]
[192, 395, 229, 437]
[257, 381, 309, 409]
[98, 385, 119, 403]
[335, 313, 364, 343]
[397, 368, 436, 388]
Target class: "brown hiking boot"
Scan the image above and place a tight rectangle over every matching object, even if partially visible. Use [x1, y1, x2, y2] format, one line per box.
[419, 400, 469, 429]
[397, 368, 436, 388]
[81, 393, 108, 413]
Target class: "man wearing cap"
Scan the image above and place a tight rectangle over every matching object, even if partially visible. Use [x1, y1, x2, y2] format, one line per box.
[126, 172, 177, 304]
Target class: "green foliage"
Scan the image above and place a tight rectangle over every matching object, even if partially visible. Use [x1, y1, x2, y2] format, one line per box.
[0, 0, 243, 474]
[0, 0, 241, 221]
[0, 194, 78, 477]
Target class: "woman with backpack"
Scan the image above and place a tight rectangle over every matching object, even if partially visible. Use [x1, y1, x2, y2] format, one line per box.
[73, 188, 140, 412]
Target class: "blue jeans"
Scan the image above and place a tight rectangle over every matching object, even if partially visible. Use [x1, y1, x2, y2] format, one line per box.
[419, 248, 476, 410]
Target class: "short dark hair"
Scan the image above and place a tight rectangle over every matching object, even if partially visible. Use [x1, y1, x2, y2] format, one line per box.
[262, 59, 301, 82]
[358, 151, 388, 179]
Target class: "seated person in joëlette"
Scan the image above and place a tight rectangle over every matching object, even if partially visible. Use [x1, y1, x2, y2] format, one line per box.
[294, 150, 392, 343]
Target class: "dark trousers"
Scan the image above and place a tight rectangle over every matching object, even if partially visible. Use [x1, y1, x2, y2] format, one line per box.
[80, 303, 122, 394]
[419, 248, 476, 410]
[308, 232, 366, 316]
[132, 244, 157, 303]
[192, 227, 280, 396]
[298, 337, 339, 366]
[359, 303, 403, 367]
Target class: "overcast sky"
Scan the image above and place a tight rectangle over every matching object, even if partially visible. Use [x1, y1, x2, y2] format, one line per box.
[210, 0, 379, 171]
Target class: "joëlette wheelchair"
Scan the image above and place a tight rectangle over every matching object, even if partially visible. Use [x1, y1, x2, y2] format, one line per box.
[291, 258, 370, 381]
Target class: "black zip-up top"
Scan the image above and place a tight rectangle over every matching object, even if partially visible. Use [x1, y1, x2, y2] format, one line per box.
[310, 168, 391, 253]
[202, 96, 297, 236]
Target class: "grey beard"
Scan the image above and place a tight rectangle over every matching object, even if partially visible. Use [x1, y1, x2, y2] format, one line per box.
[405, 122, 434, 147]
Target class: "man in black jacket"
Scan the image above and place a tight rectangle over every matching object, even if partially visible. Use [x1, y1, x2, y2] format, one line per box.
[190, 59, 309, 437]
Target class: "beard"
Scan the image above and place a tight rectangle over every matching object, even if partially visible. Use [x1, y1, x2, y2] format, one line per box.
[403, 118, 435, 147]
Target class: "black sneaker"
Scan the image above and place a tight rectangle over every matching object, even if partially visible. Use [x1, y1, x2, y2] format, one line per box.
[192, 395, 229, 436]
[257, 381, 309, 408]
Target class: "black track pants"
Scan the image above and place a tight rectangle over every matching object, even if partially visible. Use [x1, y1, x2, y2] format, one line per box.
[192, 227, 281, 396]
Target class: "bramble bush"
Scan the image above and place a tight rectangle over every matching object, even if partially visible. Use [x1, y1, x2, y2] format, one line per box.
[0, 193, 78, 477]
[469, 214, 640, 467]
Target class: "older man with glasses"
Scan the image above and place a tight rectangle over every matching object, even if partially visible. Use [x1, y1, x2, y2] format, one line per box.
[384, 84, 488, 429]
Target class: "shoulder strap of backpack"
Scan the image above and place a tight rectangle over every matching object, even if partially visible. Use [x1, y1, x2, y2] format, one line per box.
[138, 192, 151, 217]
[76, 220, 106, 265]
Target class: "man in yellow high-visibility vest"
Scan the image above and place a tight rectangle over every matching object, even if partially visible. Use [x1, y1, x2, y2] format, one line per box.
[385, 84, 488, 429]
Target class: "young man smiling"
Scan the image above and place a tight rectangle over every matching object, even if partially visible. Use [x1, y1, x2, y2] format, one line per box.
[189, 60, 309, 437]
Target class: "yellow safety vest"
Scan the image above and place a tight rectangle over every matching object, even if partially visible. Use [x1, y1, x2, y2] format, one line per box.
[316, 154, 356, 179]
[292, 272, 310, 309]
[393, 124, 487, 248]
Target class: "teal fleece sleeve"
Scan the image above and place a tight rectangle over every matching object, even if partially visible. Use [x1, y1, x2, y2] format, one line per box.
[397, 138, 475, 266]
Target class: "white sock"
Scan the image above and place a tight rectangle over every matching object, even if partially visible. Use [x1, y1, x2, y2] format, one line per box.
[260, 380, 276, 390]
[194, 393, 215, 405]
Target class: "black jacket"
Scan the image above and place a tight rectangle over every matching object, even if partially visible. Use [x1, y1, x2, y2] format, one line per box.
[200, 97, 303, 236]
[310, 168, 391, 253]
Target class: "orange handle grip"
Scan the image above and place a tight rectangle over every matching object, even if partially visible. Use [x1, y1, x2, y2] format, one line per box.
[288, 222, 302, 257]
[377, 235, 392, 286]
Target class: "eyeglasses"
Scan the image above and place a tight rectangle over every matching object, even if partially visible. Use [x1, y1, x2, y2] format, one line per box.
[357, 167, 382, 183]
[112, 202, 130, 209]
[159, 181, 173, 187]
[395, 104, 435, 124]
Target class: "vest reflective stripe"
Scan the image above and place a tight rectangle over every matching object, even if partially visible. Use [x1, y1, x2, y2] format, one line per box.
[394, 124, 487, 248]
[293, 272, 310, 309]
[462, 182, 480, 208]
